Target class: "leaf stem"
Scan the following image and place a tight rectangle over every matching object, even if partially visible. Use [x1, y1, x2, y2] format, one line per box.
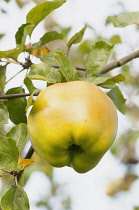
[0, 174, 10, 177]
[1, 169, 10, 173]
[6, 68, 26, 84]
[66, 47, 70, 57]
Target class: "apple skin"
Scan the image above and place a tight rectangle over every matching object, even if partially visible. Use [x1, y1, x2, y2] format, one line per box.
[28, 81, 118, 173]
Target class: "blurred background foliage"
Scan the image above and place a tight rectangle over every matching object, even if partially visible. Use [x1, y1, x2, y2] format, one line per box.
[0, 0, 139, 209]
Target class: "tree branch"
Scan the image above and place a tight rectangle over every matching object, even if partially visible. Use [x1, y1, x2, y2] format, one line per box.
[0, 92, 39, 100]
[100, 49, 139, 74]
[0, 49, 139, 100]
[52, 49, 139, 73]
[51, 64, 85, 71]
[0, 93, 30, 99]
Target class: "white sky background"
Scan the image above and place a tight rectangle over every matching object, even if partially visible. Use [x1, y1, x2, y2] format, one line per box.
[0, 0, 139, 210]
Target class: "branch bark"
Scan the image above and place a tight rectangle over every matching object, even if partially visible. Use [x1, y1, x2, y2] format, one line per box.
[100, 49, 139, 74]
[0, 92, 39, 100]
[51, 64, 85, 71]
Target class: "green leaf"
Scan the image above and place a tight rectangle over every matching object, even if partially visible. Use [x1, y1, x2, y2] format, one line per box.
[107, 86, 126, 114]
[67, 25, 87, 49]
[24, 76, 38, 94]
[41, 48, 64, 64]
[109, 35, 122, 45]
[0, 136, 20, 171]
[0, 8, 6, 13]
[0, 64, 7, 92]
[0, 103, 9, 125]
[85, 74, 111, 84]
[100, 74, 125, 88]
[85, 74, 125, 88]
[55, 52, 79, 81]
[4, 87, 27, 124]
[85, 41, 113, 76]
[108, 12, 139, 27]
[32, 31, 63, 49]
[15, 23, 32, 47]
[1, 185, 30, 210]
[78, 39, 94, 54]
[28, 63, 61, 83]
[134, 207, 139, 210]
[0, 48, 22, 59]
[15, 0, 26, 8]
[61, 26, 71, 37]
[25, 94, 34, 111]
[26, 0, 66, 36]
[24, 76, 39, 111]
[0, 34, 5, 39]
[111, 129, 139, 158]
[6, 123, 28, 153]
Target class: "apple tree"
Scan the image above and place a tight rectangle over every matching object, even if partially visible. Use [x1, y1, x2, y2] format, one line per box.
[0, 0, 139, 209]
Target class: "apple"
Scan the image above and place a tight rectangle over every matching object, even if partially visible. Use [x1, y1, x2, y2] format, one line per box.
[28, 81, 118, 173]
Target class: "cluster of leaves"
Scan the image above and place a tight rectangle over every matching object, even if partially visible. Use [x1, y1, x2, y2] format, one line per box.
[0, 0, 139, 209]
[0, 124, 30, 209]
[104, 13, 139, 200]
[1, 0, 34, 10]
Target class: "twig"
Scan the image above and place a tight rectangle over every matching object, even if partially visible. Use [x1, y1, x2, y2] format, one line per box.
[100, 49, 139, 74]
[6, 68, 26, 84]
[0, 92, 39, 100]
[17, 145, 34, 182]
[3, 58, 22, 65]
[51, 64, 85, 71]
[24, 145, 34, 160]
